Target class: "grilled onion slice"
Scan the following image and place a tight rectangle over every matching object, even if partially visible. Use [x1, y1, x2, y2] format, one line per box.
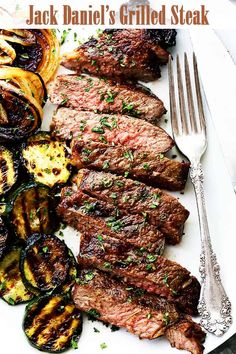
[0, 146, 18, 197]
[0, 29, 60, 83]
[0, 67, 45, 142]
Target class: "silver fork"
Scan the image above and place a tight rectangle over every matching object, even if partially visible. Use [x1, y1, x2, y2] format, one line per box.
[168, 53, 232, 336]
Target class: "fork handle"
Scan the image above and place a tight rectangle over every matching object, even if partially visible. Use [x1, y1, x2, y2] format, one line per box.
[190, 161, 232, 336]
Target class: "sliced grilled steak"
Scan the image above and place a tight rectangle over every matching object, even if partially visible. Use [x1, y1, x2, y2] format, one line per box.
[73, 268, 205, 353]
[74, 169, 189, 244]
[48, 74, 166, 123]
[73, 268, 179, 338]
[61, 29, 176, 82]
[57, 188, 165, 254]
[78, 232, 200, 315]
[165, 316, 205, 354]
[71, 139, 189, 191]
[51, 108, 174, 154]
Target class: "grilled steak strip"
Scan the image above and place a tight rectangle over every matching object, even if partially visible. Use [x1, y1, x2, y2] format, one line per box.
[74, 268, 179, 338]
[73, 268, 205, 354]
[165, 316, 205, 354]
[48, 74, 166, 123]
[71, 139, 189, 191]
[74, 169, 189, 244]
[61, 29, 176, 82]
[51, 108, 174, 155]
[57, 188, 165, 254]
[78, 232, 200, 315]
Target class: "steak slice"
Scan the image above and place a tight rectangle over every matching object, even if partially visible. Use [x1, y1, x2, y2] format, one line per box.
[78, 232, 200, 315]
[57, 188, 165, 254]
[48, 74, 166, 123]
[51, 108, 174, 154]
[73, 268, 205, 353]
[74, 169, 189, 244]
[165, 316, 205, 354]
[61, 29, 176, 82]
[71, 139, 189, 191]
[73, 268, 179, 338]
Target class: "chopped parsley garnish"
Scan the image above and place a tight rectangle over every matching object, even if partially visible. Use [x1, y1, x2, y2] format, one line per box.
[146, 254, 157, 263]
[105, 90, 115, 103]
[100, 343, 107, 350]
[110, 192, 117, 199]
[97, 234, 103, 242]
[115, 180, 124, 187]
[106, 218, 123, 232]
[42, 246, 49, 253]
[100, 116, 112, 129]
[103, 262, 112, 269]
[146, 313, 152, 319]
[85, 272, 94, 281]
[91, 126, 104, 134]
[102, 160, 110, 169]
[79, 121, 86, 131]
[70, 336, 78, 349]
[163, 273, 169, 286]
[61, 97, 69, 105]
[124, 171, 129, 178]
[123, 150, 134, 161]
[163, 312, 170, 325]
[94, 327, 100, 333]
[91, 59, 97, 66]
[82, 201, 97, 213]
[87, 308, 101, 319]
[60, 29, 71, 45]
[8, 297, 15, 305]
[143, 163, 150, 170]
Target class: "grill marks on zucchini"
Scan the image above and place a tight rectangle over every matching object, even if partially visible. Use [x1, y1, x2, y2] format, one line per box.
[21, 234, 70, 292]
[0, 146, 18, 196]
[0, 246, 33, 305]
[10, 183, 57, 241]
[22, 132, 71, 188]
[23, 294, 82, 352]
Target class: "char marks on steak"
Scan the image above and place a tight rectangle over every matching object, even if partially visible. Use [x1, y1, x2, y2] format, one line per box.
[74, 268, 179, 338]
[73, 268, 205, 353]
[51, 108, 174, 154]
[61, 29, 176, 82]
[74, 169, 189, 244]
[71, 139, 189, 191]
[57, 188, 165, 254]
[48, 74, 166, 123]
[78, 232, 200, 315]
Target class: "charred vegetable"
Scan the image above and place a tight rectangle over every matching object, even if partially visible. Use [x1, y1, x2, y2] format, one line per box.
[8, 182, 58, 241]
[0, 67, 45, 142]
[23, 293, 82, 352]
[57, 249, 77, 294]
[0, 145, 18, 197]
[0, 246, 34, 305]
[22, 132, 72, 188]
[0, 216, 8, 259]
[0, 29, 60, 83]
[21, 233, 70, 293]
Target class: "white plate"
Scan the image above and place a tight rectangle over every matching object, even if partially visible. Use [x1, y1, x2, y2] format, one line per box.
[0, 29, 236, 354]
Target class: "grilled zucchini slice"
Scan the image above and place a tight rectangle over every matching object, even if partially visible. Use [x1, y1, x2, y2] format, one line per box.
[23, 293, 82, 353]
[0, 216, 9, 259]
[0, 246, 33, 305]
[57, 250, 77, 294]
[8, 182, 58, 241]
[0, 146, 18, 196]
[22, 132, 72, 188]
[21, 233, 70, 293]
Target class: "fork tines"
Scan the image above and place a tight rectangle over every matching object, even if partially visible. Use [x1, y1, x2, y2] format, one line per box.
[168, 53, 206, 137]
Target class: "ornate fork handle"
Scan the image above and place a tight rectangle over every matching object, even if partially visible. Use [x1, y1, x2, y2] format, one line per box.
[190, 161, 232, 336]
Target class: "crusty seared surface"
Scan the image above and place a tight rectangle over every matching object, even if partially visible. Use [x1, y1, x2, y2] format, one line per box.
[73, 268, 205, 353]
[74, 169, 189, 244]
[71, 139, 189, 191]
[78, 232, 200, 315]
[57, 188, 165, 255]
[61, 29, 176, 82]
[48, 74, 166, 123]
